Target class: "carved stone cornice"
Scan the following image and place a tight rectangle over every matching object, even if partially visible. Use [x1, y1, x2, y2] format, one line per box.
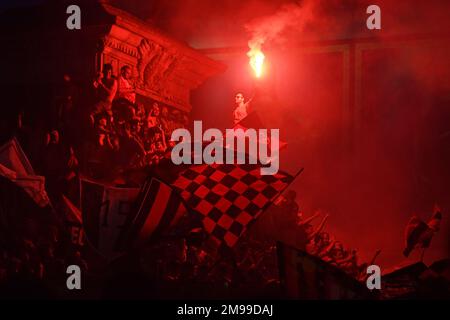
[97, 3, 226, 112]
[102, 36, 139, 58]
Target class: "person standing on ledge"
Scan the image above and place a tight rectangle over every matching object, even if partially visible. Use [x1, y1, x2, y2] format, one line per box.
[233, 92, 253, 125]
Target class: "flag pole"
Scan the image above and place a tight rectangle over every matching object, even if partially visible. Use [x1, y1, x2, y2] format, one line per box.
[293, 167, 304, 180]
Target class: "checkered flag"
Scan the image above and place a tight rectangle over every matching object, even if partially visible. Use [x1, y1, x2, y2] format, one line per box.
[172, 163, 297, 247]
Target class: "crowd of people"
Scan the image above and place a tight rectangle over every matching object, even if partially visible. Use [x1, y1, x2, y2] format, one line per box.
[88, 65, 188, 174]
[50, 63, 189, 184]
[253, 190, 376, 282]
[0, 63, 375, 298]
[126, 231, 282, 299]
[129, 188, 377, 299]
[0, 191, 89, 298]
[0, 63, 191, 297]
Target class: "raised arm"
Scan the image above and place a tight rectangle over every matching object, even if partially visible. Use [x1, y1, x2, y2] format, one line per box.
[335, 251, 354, 265]
[308, 214, 329, 240]
[160, 126, 167, 149]
[318, 239, 336, 258]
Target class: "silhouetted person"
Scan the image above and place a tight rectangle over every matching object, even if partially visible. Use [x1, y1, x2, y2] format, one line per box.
[404, 206, 442, 260]
[90, 64, 117, 125]
[233, 92, 252, 125]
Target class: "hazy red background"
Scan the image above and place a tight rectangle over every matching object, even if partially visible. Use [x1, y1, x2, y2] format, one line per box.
[109, 0, 450, 270]
[2, 0, 449, 270]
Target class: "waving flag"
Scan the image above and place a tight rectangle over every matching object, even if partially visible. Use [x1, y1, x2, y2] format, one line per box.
[119, 177, 188, 248]
[0, 137, 35, 175]
[172, 163, 295, 247]
[61, 195, 85, 247]
[0, 138, 49, 207]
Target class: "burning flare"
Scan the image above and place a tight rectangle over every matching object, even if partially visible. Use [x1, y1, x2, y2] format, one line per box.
[247, 42, 265, 78]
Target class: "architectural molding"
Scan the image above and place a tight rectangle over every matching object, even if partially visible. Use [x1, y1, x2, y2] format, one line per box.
[95, 3, 226, 112]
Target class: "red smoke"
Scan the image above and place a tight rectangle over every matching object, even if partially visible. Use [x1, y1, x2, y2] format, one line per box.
[109, 0, 450, 269]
